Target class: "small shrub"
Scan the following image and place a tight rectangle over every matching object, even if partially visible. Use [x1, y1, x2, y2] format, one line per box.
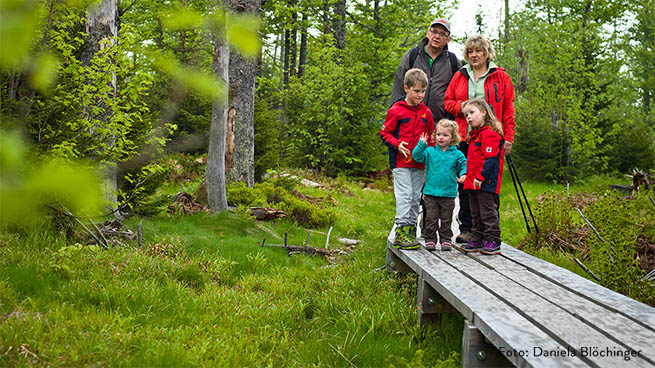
[225, 178, 335, 228]
[520, 188, 655, 305]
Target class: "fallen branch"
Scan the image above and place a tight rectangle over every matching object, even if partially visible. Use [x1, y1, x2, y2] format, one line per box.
[260, 238, 331, 257]
[250, 207, 286, 220]
[574, 257, 601, 282]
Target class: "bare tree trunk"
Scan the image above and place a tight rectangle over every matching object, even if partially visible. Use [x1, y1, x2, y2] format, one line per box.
[84, 0, 118, 207]
[298, 12, 307, 78]
[333, 0, 346, 49]
[290, 12, 297, 78]
[206, 31, 230, 211]
[225, 0, 260, 187]
[322, 0, 331, 35]
[283, 28, 290, 86]
[504, 0, 510, 43]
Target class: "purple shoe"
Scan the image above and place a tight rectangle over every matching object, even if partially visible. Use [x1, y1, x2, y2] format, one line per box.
[440, 242, 452, 251]
[461, 240, 483, 252]
[481, 240, 501, 255]
[425, 241, 436, 251]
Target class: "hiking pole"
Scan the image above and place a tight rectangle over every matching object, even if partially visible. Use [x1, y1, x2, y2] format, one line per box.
[506, 154, 531, 233]
[506, 154, 539, 234]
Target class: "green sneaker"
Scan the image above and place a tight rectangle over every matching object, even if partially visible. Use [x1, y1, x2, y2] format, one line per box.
[392, 226, 404, 248]
[398, 225, 420, 250]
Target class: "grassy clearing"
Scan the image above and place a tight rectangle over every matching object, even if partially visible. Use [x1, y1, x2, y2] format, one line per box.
[0, 176, 462, 367]
[1, 168, 639, 366]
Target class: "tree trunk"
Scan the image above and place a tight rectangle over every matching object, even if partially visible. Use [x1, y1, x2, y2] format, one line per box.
[206, 30, 230, 211]
[322, 0, 331, 35]
[283, 28, 290, 86]
[83, 0, 118, 207]
[333, 0, 346, 49]
[225, 0, 260, 187]
[504, 0, 510, 43]
[290, 11, 297, 78]
[298, 12, 307, 77]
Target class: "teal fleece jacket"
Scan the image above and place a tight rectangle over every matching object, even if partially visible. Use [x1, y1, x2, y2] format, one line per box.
[412, 140, 466, 198]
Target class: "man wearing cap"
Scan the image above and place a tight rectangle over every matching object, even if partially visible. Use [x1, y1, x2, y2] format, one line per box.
[390, 18, 461, 122]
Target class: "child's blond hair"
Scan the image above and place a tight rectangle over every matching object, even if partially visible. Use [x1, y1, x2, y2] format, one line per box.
[404, 68, 428, 88]
[462, 99, 503, 137]
[433, 119, 461, 146]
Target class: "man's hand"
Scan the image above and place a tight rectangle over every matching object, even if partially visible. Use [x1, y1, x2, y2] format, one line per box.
[473, 178, 482, 189]
[457, 175, 466, 184]
[398, 141, 410, 157]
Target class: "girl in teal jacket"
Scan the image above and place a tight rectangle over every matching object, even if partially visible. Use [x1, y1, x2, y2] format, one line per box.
[413, 119, 466, 251]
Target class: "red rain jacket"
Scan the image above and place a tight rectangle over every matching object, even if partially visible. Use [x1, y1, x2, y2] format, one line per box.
[444, 67, 516, 144]
[464, 125, 505, 194]
[379, 100, 434, 169]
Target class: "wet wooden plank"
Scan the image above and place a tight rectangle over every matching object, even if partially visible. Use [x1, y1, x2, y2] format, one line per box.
[473, 253, 655, 363]
[432, 251, 654, 368]
[499, 244, 655, 329]
[387, 242, 589, 367]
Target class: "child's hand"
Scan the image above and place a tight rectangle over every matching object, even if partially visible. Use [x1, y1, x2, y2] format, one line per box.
[419, 132, 428, 144]
[457, 175, 466, 184]
[473, 178, 482, 189]
[398, 141, 410, 157]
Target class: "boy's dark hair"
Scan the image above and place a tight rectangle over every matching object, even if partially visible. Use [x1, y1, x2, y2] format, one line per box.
[404, 68, 428, 88]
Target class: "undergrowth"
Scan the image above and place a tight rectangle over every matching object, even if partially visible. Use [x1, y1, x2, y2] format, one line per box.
[519, 189, 655, 305]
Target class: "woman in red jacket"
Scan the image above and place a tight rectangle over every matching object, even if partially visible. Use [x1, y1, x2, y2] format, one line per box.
[444, 34, 516, 244]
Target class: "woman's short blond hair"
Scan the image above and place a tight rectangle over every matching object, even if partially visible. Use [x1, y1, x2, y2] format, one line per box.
[463, 34, 496, 63]
[433, 119, 461, 146]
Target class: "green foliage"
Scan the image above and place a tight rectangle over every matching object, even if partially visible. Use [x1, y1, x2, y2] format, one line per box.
[226, 177, 336, 228]
[520, 189, 655, 305]
[0, 130, 102, 228]
[118, 163, 171, 217]
[499, 0, 655, 181]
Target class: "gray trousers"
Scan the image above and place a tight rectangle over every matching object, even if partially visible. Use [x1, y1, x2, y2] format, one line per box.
[424, 195, 455, 244]
[393, 167, 424, 226]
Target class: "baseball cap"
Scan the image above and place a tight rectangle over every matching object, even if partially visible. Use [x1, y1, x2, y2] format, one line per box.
[430, 18, 452, 34]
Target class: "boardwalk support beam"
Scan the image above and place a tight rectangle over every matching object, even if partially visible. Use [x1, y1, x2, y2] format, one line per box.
[462, 321, 512, 368]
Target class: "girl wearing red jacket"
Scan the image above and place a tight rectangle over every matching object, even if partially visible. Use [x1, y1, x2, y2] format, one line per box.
[459, 99, 505, 255]
[444, 34, 516, 246]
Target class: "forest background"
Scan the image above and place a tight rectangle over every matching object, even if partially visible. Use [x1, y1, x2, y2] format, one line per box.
[1, 0, 654, 366]
[1, 0, 654, 209]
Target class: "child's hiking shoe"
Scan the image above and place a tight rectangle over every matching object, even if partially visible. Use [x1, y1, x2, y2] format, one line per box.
[424, 241, 436, 251]
[406, 225, 417, 239]
[392, 226, 403, 248]
[481, 240, 501, 255]
[397, 226, 420, 250]
[461, 240, 483, 253]
[440, 242, 452, 251]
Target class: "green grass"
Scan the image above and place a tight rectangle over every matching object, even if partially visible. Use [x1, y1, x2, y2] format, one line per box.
[0, 170, 635, 366]
[0, 177, 462, 367]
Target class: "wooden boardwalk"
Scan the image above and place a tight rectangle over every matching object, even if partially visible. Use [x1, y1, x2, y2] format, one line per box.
[386, 199, 655, 368]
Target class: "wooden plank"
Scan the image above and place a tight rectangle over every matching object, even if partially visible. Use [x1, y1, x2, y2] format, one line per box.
[433, 251, 654, 368]
[389, 243, 588, 367]
[499, 244, 655, 329]
[472, 253, 655, 364]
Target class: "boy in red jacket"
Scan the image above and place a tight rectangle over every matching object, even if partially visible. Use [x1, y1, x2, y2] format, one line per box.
[380, 68, 435, 249]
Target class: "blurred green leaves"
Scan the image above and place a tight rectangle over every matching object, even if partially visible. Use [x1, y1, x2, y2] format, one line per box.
[226, 12, 261, 57]
[0, 0, 41, 69]
[0, 130, 102, 228]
